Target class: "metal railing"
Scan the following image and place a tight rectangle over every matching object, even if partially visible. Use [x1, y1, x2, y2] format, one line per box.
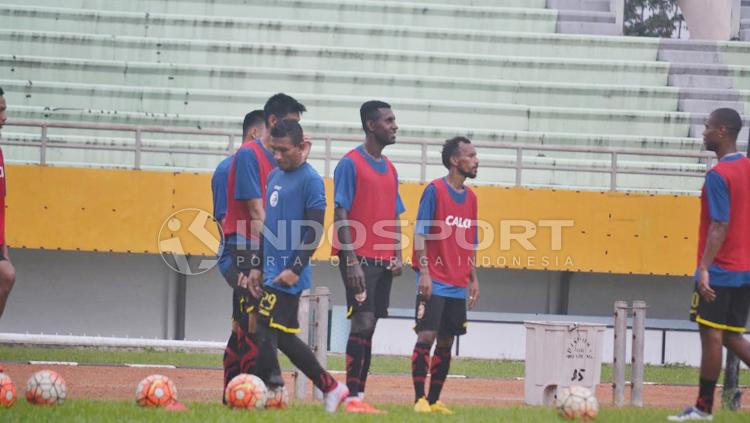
[2, 119, 715, 192]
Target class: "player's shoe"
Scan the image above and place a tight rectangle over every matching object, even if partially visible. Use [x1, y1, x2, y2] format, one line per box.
[667, 406, 713, 421]
[430, 400, 454, 415]
[324, 382, 349, 413]
[414, 397, 431, 413]
[344, 398, 386, 414]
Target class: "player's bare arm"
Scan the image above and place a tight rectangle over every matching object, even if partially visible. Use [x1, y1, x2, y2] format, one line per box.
[334, 207, 365, 294]
[469, 267, 479, 310]
[414, 233, 432, 301]
[387, 218, 403, 277]
[697, 220, 728, 302]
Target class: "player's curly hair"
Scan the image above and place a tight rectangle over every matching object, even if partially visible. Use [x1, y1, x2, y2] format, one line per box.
[441, 136, 472, 169]
[0, 87, 4, 96]
[360, 100, 391, 133]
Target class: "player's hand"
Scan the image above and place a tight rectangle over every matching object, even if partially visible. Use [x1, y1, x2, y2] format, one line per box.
[387, 256, 403, 277]
[273, 269, 299, 287]
[248, 269, 263, 299]
[697, 267, 716, 302]
[418, 271, 432, 302]
[468, 278, 480, 310]
[346, 262, 366, 294]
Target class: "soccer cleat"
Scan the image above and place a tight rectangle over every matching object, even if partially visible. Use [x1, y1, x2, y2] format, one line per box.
[344, 398, 386, 414]
[414, 397, 431, 413]
[667, 406, 713, 421]
[324, 382, 349, 413]
[430, 400, 454, 415]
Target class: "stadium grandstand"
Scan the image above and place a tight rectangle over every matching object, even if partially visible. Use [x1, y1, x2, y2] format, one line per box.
[0, 0, 749, 375]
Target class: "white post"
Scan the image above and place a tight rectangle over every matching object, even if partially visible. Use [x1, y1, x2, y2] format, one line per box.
[610, 0, 624, 35]
[631, 300, 646, 407]
[295, 290, 311, 400]
[613, 301, 628, 407]
[312, 287, 330, 401]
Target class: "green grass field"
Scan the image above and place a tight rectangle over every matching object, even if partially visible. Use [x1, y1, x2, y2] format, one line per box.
[1, 345, 748, 386]
[2, 400, 750, 423]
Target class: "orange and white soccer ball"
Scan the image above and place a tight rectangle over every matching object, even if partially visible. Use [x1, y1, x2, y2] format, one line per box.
[135, 374, 177, 407]
[265, 385, 289, 409]
[556, 385, 599, 420]
[0, 373, 17, 408]
[26, 370, 67, 405]
[224, 374, 267, 410]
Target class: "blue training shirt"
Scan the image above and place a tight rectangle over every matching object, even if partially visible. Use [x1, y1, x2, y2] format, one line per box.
[414, 178, 476, 299]
[333, 145, 405, 215]
[263, 163, 326, 296]
[211, 155, 234, 222]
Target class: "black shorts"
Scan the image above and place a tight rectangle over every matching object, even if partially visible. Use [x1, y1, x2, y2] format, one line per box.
[690, 285, 750, 333]
[339, 255, 393, 319]
[258, 286, 301, 334]
[231, 289, 258, 332]
[414, 294, 467, 336]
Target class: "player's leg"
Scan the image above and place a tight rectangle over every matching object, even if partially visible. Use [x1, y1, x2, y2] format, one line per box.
[0, 254, 16, 318]
[721, 285, 750, 365]
[340, 257, 378, 404]
[254, 288, 286, 389]
[360, 265, 393, 396]
[272, 291, 349, 413]
[427, 297, 465, 414]
[412, 293, 441, 410]
[671, 286, 730, 420]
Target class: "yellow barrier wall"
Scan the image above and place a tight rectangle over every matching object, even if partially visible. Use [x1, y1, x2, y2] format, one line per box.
[5, 165, 699, 276]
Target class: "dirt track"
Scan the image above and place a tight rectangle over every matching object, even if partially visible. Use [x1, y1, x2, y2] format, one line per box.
[3, 363, 750, 410]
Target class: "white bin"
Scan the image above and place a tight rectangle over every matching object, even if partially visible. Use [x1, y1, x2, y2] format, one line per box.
[524, 321, 606, 405]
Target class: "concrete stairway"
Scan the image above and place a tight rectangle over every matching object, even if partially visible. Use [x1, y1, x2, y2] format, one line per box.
[546, 0, 621, 35]
[741, 0, 750, 41]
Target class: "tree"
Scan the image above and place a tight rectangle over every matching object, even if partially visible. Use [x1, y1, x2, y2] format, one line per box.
[624, 0, 685, 38]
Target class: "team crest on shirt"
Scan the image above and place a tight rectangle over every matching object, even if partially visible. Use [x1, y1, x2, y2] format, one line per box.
[269, 190, 279, 207]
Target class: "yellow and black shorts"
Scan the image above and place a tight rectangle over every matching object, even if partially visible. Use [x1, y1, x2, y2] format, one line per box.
[690, 285, 750, 333]
[257, 286, 301, 334]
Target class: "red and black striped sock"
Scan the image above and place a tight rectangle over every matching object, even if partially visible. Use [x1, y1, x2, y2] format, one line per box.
[223, 330, 241, 403]
[346, 335, 367, 397]
[695, 378, 716, 413]
[359, 336, 373, 394]
[238, 332, 258, 375]
[412, 342, 431, 401]
[427, 345, 452, 404]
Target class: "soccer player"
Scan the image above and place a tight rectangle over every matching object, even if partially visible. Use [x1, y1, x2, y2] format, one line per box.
[211, 109, 264, 397]
[250, 119, 349, 412]
[219, 94, 305, 395]
[669, 108, 750, 421]
[411, 136, 480, 415]
[332, 100, 405, 413]
[0, 87, 16, 321]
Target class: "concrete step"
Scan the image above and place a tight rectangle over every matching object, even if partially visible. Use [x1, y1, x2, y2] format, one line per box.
[556, 21, 621, 35]
[742, 6, 750, 17]
[557, 10, 616, 23]
[657, 49, 722, 65]
[742, 29, 750, 41]
[548, 0, 610, 12]
[678, 99, 745, 114]
[679, 88, 742, 102]
[0, 25, 661, 63]
[668, 74, 735, 90]
[741, 19, 750, 30]
[0, 1, 560, 33]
